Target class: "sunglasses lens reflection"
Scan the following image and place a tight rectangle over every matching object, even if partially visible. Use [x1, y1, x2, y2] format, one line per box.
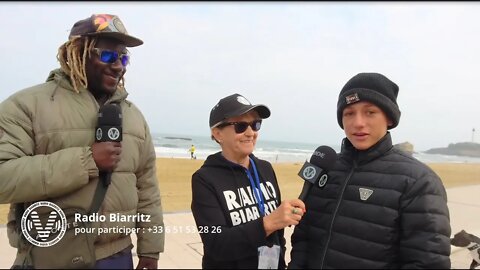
[234, 123, 249, 133]
[100, 50, 116, 63]
[253, 120, 261, 131]
[121, 55, 129, 66]
[97, 49, 129, 67]
[233, 120, 262, 133]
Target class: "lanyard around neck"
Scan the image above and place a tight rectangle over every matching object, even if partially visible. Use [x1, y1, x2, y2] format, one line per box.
[245, 157, 265, 216]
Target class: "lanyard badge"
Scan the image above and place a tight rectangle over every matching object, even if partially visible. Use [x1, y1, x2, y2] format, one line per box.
[245, 158, 281, 269]
[258, 245, 280, 269]
[245, 157, 265, 216]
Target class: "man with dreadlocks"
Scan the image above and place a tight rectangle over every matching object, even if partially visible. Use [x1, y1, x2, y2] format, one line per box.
[0, 14, 164, 269]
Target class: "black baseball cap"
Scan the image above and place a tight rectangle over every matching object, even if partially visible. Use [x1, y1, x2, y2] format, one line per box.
[69, 14, 143, 47]
[209, 93, 271, 128]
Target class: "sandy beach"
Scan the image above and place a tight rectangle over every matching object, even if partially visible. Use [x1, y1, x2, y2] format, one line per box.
[1, 158, 479, 224]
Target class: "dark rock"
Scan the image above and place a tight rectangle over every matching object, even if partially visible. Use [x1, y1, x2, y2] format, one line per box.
[394, 141, 415, 155]
[425, 142, 480, 158]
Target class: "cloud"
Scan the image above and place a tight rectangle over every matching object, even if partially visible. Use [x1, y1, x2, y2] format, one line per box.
[0, 2, 478, 150]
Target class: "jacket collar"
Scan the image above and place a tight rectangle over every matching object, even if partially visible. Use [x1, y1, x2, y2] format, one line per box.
[341, 132, 393, 165]
[46, 68, 129, 103]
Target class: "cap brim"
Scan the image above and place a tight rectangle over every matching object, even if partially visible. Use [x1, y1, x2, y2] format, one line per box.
[84, 32, 143, 47]
[226, 104, 271, 120]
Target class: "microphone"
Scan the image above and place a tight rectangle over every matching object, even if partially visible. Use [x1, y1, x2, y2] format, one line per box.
[298, 145, 337, 201]
[95, 103, 122, 186]
[95, 104, 122, 143]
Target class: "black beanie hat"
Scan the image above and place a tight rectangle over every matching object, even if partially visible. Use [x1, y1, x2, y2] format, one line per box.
[337, 72, 401, 130]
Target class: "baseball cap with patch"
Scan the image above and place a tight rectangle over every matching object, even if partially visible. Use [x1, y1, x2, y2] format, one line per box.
[69, 14, 143, 47]
[209, 93, 271, 128]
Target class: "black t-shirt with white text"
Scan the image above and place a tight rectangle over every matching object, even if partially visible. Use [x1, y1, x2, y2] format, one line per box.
[191, 152, 286, 269]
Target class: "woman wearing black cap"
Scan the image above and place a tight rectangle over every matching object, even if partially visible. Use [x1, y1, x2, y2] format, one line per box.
[191, 93, 306, 269]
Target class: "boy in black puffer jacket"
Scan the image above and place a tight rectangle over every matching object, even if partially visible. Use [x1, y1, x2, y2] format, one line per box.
[289, 72, 451, 269]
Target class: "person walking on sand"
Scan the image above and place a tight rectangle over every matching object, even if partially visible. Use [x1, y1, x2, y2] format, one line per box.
[191, 93, 306, 269]
[189, 144, 196, 159]
[289, 73, 451, 269]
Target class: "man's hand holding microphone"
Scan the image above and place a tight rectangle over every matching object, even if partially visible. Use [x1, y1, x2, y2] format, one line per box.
[92, 103, 123, 186]
[92, 141, 122, 171]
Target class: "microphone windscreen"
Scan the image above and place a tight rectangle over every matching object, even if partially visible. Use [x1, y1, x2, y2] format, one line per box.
[98, 104, 122, 127]
[309, 145, 337, 171]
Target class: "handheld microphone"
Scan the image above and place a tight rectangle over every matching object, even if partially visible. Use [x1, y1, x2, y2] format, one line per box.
[95, 103, 122, 186]
[95, 104, 122, 143]
[298, 145, 337, 201]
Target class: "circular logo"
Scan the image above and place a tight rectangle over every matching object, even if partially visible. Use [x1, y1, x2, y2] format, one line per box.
[302, 166, 317, 180]
[318, 174, 329, 187]
[112, 17, 127, 34]
[21, 201, 67, 247]
[107, 127, 120, 140]
[236, 96, 251, 105]
[96, 128, 103, 141]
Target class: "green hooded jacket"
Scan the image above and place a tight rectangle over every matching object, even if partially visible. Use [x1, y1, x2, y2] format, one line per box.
[0, 69, 164, 263]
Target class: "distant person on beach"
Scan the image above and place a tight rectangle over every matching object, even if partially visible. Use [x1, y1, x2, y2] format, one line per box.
[191, 93, 306, 269]
[0, 14, 164, 269]
[189, 144, 196, 159]
[289, 73, 451, 269]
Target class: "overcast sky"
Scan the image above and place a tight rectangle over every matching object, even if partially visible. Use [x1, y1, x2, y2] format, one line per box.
[0, 2, 479, 151]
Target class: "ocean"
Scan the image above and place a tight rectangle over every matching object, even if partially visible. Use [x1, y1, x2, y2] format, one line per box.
[152, 133, 480, 164]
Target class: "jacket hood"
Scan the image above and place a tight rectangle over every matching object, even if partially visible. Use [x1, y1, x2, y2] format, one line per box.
[46, 68, 128, 103]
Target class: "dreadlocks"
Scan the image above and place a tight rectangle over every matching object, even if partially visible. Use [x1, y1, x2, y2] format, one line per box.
[57, 36, 94, 93]
[57, 36, 125, 93]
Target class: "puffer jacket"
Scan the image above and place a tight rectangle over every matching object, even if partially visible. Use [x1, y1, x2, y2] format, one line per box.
[192, 152, 286, 269]
[289, 133, 451, 269]
[0, 69, 164, 262]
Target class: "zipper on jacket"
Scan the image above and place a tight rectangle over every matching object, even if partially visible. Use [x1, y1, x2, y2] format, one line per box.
[319, 160, 357, 269]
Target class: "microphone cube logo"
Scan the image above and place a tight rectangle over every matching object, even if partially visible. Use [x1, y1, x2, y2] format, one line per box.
[107, 127, 120, 141]
[21, 201, 67, 247]
[96, 128, 103, 141]
[298, 161, 321, 184]
[318, 174, 329, 188]
[302, 166, 317, 180]
[95, 126, 122, 142]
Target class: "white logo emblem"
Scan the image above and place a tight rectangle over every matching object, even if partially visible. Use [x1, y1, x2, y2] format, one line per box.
[302, 166, 317, 180]
[96, 128, 103, 141]
[107, 127, 120, 140]
[359, 188, 373, 201]
[236, 96, 251, 105]
[21, 201, 67, 247]
[318, 174, 328, 187]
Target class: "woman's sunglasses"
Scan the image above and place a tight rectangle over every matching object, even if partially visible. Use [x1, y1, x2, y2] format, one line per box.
[217, 119, 262, 133]
[92, 48, 130, 67]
